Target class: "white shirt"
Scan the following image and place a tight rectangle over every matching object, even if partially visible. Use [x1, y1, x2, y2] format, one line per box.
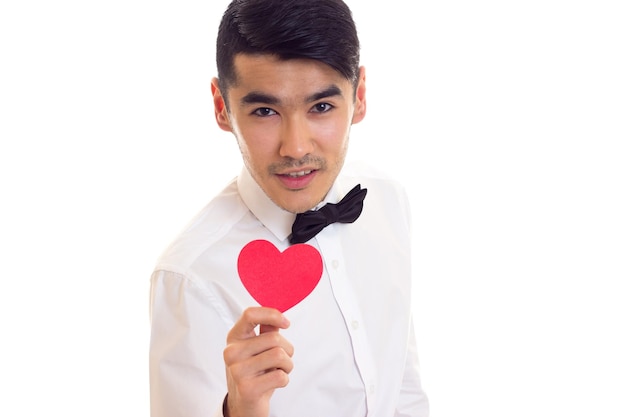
[149, 162, 429, 417]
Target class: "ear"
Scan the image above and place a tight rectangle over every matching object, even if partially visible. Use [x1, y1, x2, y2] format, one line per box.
[211, 77, 233, 132]
[351, 66, 367, 124]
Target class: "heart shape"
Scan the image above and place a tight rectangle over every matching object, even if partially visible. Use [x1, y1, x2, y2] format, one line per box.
[237, 239, 323, 312]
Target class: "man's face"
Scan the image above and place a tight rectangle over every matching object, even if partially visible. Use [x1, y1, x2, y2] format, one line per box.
[212, 54, 366, 213]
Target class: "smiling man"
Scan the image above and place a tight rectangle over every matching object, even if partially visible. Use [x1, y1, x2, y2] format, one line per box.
[149, 1, 429, 416]
[213, 54, 363, 214]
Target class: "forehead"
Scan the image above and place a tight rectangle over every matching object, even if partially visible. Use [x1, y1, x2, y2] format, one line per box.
[229, 54, 353, 101]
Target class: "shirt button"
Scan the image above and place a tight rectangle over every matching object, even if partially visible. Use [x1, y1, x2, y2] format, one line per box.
[368, 384, 376, 394]
[332, 260, 339, 269]
[351, 320, 359, 330]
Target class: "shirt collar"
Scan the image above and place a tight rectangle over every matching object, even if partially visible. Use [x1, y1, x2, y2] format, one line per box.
[236, 167, 344, 242]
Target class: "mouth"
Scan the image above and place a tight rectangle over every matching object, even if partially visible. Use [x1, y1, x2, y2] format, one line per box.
[276, 169, 318, 189]
[284, 169, 313, 178]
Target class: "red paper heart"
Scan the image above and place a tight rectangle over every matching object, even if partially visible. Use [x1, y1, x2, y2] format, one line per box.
[237, 239, 323, 312]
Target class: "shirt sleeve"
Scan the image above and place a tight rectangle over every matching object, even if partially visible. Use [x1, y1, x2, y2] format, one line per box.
[149, 269, 230, 417]
[396, 317, 430, 417]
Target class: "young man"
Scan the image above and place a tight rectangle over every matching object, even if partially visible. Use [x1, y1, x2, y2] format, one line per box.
[149, 1, 429, 416]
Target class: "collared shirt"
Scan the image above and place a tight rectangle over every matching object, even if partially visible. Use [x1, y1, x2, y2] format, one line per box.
[149, 162, 429, 417]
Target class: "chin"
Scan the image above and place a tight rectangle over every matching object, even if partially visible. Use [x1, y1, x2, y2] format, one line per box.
[278, 195, 321, 214]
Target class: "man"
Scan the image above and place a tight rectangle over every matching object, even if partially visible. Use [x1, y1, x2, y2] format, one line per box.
[149, 0, 429, 416]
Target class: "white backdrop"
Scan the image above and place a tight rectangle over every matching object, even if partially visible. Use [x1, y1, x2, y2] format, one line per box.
[1, 1, 625, 416]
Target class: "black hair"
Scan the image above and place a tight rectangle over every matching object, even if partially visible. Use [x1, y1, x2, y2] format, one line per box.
[216, 0, 360, 107]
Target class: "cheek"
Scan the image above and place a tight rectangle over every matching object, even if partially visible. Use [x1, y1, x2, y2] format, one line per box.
[241, 115, 284, 146]
[232, 124, 256, 165]
[315, 119, 351, 151]
[235, 128, 275, 168]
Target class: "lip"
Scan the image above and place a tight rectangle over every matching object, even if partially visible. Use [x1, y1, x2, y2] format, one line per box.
[276, 169, 317, 189]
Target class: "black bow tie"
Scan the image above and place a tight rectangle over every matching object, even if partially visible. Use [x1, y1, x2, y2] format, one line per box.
[289, 184, 367, 244]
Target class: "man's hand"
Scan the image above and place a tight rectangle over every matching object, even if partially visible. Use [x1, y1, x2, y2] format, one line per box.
[223, 307, 294, 417]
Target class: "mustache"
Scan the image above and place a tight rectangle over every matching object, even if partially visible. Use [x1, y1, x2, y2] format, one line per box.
[268, 155, 326, 173]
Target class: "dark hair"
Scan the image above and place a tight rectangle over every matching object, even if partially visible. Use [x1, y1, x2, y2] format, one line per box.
[216, 0, 360, 105]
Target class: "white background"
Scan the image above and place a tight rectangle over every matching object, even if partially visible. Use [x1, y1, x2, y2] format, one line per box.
[1, 1, 624, 416]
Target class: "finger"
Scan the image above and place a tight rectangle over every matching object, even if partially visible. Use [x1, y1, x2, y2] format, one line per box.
[224, 329, 294, 366]
[229, 345, 295, 381]
[227, 307, 290, 342]
[229, 366, 291, 406]
[259, 324, 278, 334]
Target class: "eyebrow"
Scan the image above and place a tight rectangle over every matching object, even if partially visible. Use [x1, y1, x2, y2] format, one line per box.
[240, 84, 344, 107]
[306, 85, 343, 103]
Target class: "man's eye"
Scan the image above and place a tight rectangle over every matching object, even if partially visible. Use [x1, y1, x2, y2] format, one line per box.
[253, 107, 277, 117]
[312, 103, 333, 113]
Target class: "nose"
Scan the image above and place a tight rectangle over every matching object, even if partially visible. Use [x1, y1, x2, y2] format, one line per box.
[278, 115, 314, 160]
